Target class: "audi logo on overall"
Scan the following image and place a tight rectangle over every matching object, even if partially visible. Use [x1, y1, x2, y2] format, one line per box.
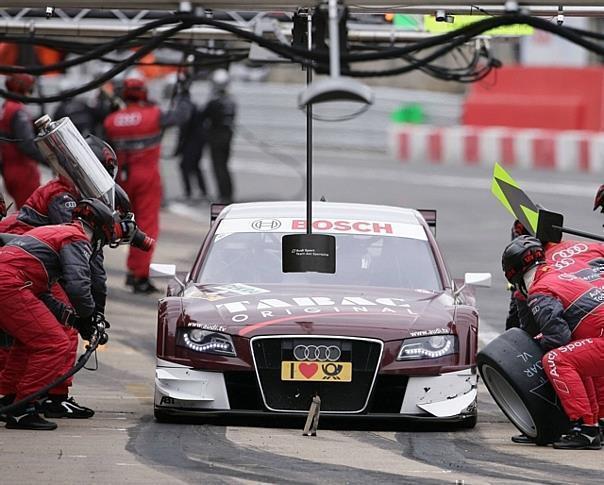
[293, 344, 342, 362]
[551, 243, 588, 270]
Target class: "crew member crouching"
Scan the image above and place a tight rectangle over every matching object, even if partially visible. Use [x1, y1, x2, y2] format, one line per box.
[0, 136, 119, 419]
[502, 235, 604, 450]
[0, 199, 115, 430]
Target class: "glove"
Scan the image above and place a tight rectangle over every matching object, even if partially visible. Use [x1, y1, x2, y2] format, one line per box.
[72, 315, 95, 341]
[118, 217, 137, 240]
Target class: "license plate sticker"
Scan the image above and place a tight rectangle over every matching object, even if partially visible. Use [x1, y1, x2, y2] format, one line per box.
[280, 361, 352, 382]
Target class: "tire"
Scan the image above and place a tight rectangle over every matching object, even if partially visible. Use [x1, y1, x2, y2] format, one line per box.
[477, 328, 569, 445]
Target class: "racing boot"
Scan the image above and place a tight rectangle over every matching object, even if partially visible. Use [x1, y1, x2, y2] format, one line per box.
[125, 272, 135, 288]
[553, 423, 601, 450]
[511, 434, 536, 444]
[5, 403, 57, 430]
[0, 393, 15, 422]
[40, 395, 94, 419]
[132, 277, 159, 294]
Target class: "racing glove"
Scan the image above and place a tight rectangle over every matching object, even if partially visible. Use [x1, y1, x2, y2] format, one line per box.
[72, 315, 96, 341]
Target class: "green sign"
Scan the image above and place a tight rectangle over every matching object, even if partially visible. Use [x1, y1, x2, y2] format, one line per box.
[491, 163, 539, 234]
[424, 15, 534, 36]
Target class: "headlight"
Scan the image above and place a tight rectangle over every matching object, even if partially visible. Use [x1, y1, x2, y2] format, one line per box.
[397, 335, 457, 361]
[178, 328, 236, 356]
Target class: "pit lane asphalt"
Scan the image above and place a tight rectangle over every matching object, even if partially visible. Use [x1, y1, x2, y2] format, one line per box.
[1, 142, 602, 484]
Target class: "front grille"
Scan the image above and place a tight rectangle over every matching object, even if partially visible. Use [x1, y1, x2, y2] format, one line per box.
[251, 336, 382, 413]
[224, 371, 264, 410]
[368, 375, 408, 413]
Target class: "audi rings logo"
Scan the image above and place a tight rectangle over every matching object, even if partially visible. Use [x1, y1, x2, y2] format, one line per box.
[552, 243, 588, 261]
[552, 243, 589, 270]
[293, 344, 342, 362]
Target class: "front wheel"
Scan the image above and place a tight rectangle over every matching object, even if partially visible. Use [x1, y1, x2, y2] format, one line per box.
[478, 328, 569, 445]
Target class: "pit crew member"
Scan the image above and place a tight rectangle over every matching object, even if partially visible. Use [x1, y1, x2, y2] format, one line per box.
[103, 77, 192, 293]
[0, 74, 45, 207]
[0, 199, 115, 430]
[502, 235, 604, 450]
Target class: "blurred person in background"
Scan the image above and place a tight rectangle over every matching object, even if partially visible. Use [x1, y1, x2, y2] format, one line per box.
[174, 97, 208, 203]
[204, 69, 236, 204]
[104, 77, 192, 293]
[53, 79, 97, 136]
[90, 81, 125, 136]
[0, 74, 45, 208]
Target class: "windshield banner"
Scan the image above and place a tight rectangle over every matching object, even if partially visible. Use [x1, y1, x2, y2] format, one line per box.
[215, 218, 427, 240]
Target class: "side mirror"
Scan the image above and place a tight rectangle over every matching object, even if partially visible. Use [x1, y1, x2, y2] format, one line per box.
[464, 272, 492, 288]
[453, 272, 492, 302]
[150, 263, 185, 291]
[150, 263, 176, 279]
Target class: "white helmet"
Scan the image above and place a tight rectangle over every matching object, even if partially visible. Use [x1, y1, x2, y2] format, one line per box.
[211, 69, 230, 89]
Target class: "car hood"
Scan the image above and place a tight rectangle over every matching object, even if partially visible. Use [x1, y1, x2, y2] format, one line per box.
[179, 283, 456, 340]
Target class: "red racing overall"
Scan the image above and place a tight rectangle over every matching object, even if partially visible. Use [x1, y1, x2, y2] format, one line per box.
[543, 239, 604, 421]
[528, 265, 604, 424]
[0, 224, 95, 402]
[0, 100, 41, 208]
[104, 103, 161, 279]
[0, 178, 106, 399]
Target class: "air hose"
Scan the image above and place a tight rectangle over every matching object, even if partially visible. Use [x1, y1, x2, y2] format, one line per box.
[0, 322, 108, 415]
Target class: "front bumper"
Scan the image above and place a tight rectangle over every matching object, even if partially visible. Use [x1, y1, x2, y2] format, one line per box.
[154, 359, 477, 419]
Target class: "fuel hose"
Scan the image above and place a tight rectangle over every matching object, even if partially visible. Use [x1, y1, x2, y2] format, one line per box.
[0, 324, 108, 415]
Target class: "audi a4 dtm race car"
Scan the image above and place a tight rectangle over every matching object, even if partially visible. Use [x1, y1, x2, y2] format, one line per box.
[153, 201, 490, 426]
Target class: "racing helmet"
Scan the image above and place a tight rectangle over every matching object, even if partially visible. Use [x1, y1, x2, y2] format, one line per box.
[211, 69, 230, 91]
[502, 235, 545, 285]
[72, 198, 117, 247]
[122, 78, 148, 102]
[594, 184, 604, 213]
[6, 74, 35, 94]
[85, 135, 118, 180]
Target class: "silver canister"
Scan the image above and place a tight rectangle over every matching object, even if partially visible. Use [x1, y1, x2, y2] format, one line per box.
[34, 115, 115, 209]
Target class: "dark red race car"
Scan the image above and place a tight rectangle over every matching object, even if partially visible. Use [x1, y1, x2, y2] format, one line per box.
[152, 201, 490, 425]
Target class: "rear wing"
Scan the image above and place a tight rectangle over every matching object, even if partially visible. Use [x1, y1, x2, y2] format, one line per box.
[417, 209, 437, 235]
[211, 204, 437, 235]
[210, 203, 228, 223]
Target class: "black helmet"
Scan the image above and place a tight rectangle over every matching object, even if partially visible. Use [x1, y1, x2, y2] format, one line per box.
[502, 235, 545, 285]
[72, 198, 116, 246]
[86, 135, 118, 180]
[114, 184, 132, 216]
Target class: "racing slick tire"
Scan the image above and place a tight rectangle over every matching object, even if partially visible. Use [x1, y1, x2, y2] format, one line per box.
[477, 328, 569, 445]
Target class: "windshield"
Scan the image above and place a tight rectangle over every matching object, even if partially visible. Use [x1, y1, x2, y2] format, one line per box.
[198, 231, 442, 291]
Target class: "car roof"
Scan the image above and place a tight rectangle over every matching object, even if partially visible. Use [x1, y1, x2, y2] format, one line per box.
[219, 201, 424, 225]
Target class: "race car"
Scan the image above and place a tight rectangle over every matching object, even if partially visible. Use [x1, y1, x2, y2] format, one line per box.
[152, 201, 490, 425]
